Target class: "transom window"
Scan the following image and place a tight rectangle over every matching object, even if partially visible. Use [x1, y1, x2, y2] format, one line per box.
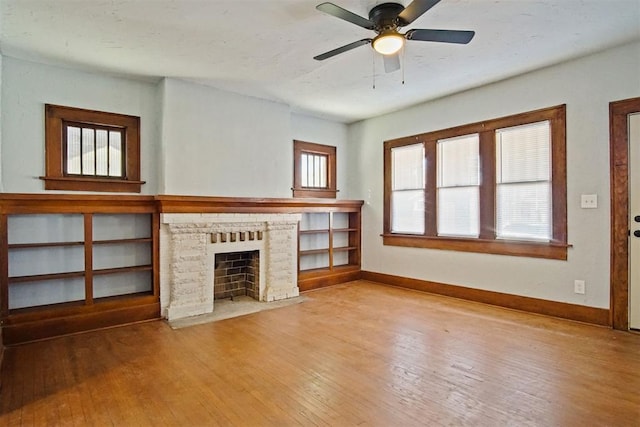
[64, 122, 124, 178]
[300, 152, 328, 189]
[293, 140, 337, 198]
[42, 104, 144, 193]
[383, 105, 567, 260]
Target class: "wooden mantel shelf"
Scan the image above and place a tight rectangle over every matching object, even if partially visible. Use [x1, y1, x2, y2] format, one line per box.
[0, 193, 364, 214]
[155, 195, 364, 214]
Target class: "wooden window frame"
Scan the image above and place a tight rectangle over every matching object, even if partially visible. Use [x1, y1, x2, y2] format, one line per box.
[383, 105, 568, 260]
[42, 104, 145, 193]
[292, 140, 337, 198]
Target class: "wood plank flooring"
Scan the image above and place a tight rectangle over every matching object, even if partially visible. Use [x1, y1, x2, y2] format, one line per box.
[1, 280, 640, 426]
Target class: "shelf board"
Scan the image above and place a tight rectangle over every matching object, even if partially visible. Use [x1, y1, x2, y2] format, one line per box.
[8, 237, 153, 249]
[333, 246, 358, 252]
[93, 237, 152, 245]
[8, 270, 85, 284]
[93, 265, 153, 276]
[299, 229, 330, 235]
[8, 264, 153, 284]
[8, 241, 84, 249]
[94, 291, 154, 304]
[299, 264, 360, 277]
[8, 298, 87, 316]
[299, 248, 330, 256]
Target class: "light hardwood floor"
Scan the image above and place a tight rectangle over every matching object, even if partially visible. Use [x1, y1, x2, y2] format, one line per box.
[1, 281, 640, 426]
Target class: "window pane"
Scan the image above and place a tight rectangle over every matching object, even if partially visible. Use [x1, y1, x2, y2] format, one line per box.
[314, 155, 321, 187]
[437, 134, 479, 187]
[301, 153, 309, 187]
[392, 144, 424, 190]
[496, 121, 550, 183]
[300, 152, 328, 189]
[496, 121, 552, 241]
[96, 129, 108, 176]
[437, 186, 479, 237]
[319, 155, 327, 188]
[497, 182, 551, 240]
[391, 190, 424, 234]
[437, 134, 479, 237]
[109, 131, 122, 177]
[81, 128, 95, 175]
[66, 126, 81, 174]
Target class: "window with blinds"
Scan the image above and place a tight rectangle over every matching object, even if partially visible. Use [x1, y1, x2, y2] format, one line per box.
[391, 143, 425, 234]
[383, 105, 567, 259]
[437, 134, 480, 237]
[496, 121, 552, 241]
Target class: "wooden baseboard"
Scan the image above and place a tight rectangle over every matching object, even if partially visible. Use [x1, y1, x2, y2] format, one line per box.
[2, 302, 161, 345]
[299, 268, 362, 292]
[361, 271, 610, 326]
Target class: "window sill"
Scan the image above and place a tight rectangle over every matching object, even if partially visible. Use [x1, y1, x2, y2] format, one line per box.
[40, 176, 145, 193]
[381, 233, 570, 260]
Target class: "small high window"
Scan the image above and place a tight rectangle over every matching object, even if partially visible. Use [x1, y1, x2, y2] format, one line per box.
[42, 104, 144, 193]
[293, 140, 337, 198]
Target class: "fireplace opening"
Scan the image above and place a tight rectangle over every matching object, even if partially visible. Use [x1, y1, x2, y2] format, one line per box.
[214, 250, 260, 300]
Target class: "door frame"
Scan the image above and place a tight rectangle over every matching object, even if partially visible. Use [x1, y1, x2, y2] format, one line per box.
[610, 97, 640, 330]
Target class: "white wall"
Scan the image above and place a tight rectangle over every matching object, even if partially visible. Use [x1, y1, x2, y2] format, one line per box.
[159, 78, 350, 198]
[160, 78, 290, 197]
[348, 41, 640, 309]
[0, 57, 161, 194]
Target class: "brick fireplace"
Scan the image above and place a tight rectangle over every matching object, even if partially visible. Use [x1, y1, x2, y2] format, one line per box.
[160, 213, 301, 321]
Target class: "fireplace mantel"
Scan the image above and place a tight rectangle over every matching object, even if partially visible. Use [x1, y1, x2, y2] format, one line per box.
[155, 195, 363, 214]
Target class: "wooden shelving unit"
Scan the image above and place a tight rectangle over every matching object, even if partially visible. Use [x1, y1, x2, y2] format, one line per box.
[297, 203, 362, 292]
[0, 194, 160, 345]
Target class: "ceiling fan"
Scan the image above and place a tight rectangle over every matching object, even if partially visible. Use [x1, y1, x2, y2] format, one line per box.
[313, 0, 475, 72]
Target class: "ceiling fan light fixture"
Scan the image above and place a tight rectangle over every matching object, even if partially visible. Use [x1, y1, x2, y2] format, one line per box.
[372, 31, 404, 55]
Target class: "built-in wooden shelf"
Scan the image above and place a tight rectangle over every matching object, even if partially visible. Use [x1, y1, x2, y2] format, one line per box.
[0, 193, 363, 345]
[298, 205, 362, 292]
[0, 193, 160, 345]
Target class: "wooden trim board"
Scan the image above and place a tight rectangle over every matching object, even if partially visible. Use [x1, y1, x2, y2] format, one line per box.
[361, 271, 610, 326]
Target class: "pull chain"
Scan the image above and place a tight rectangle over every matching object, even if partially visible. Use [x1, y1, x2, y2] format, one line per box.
[401, 45, 406, 85]
[372, 49, 376, 89]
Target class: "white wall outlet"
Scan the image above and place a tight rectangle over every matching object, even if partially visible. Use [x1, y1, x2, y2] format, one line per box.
[580, 194, 598, 209]
[574, 280, 586, 294]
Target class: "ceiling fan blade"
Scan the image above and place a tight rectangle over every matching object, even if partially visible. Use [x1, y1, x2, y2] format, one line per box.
[406, 29, 475, 44]
[383, 53, 401, 73]
[316, 2, 375, 30]
[314, 39, 372, 61]
[397, 0, 442, 26]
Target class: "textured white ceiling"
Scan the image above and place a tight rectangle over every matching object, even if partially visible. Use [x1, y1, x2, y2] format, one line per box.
[1, 0, 639, 123]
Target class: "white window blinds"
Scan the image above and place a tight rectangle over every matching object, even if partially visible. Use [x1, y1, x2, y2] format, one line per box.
[496, 121, 552, 241]
[437, 134, 480, 237]
[391, 143, 425, 234]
